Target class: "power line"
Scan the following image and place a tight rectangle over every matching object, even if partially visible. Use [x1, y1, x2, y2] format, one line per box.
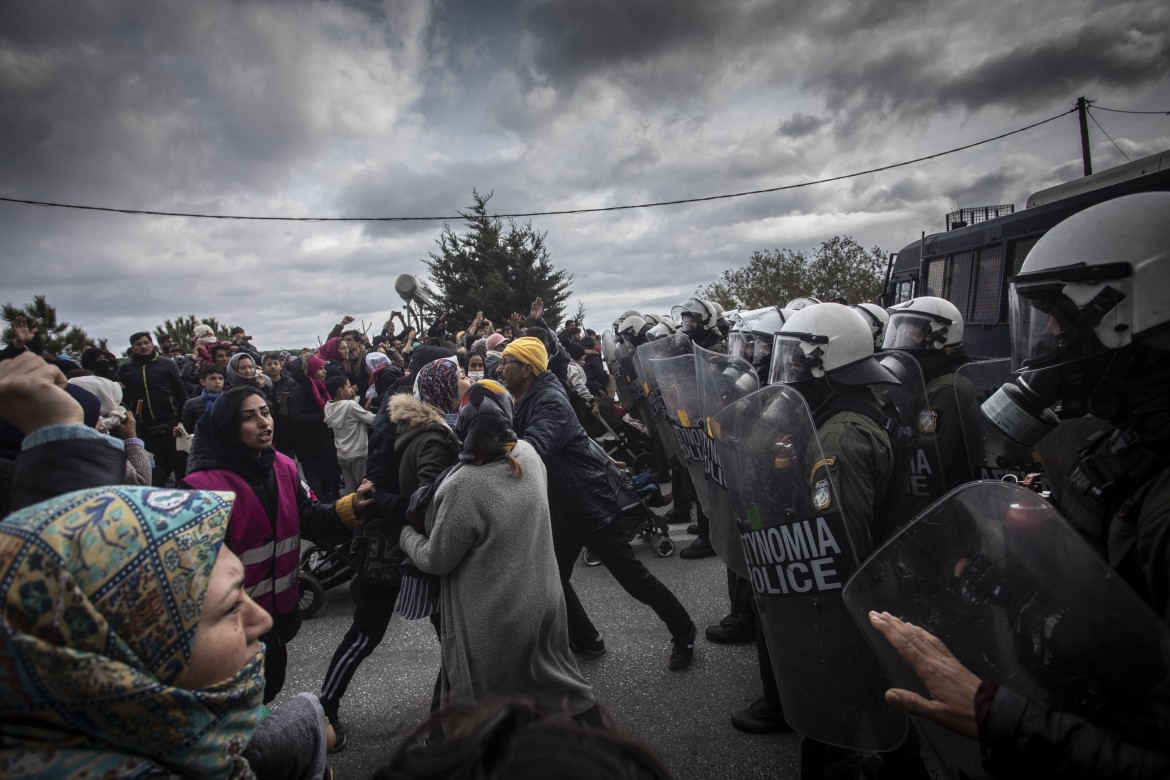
[1087, 108, 1132, 162]
[0, 107, 1078, 223]
[1091, 105, 1170, 115]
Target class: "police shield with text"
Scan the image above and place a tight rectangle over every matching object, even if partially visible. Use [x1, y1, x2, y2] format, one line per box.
[716, 303, 912, 763]
[695, 345, 759, 576]
[874, 350, 947, 531]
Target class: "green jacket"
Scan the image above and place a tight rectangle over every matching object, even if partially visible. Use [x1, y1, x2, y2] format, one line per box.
[808, 395, 893, 560]
[924, 368, 980, 487]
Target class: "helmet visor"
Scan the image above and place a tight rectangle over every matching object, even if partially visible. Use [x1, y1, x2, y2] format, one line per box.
[1009, 281, 1109, 372]
[882, 313, 936, 350]
[728, 330, 755, 361]
[769, 333, 826, 384]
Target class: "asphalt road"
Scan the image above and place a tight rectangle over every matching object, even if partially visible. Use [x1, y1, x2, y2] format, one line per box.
[275, 516, 806, 780]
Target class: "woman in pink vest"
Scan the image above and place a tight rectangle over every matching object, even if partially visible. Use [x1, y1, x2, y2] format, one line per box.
[183, 385, 373, 702]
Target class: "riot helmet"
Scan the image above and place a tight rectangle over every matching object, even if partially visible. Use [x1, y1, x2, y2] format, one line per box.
[852, 303, 890, 351]
[618, 314, 651, 345]
[727, 307, 773, 363]
[883, 296, 964, 351]
[671, 298, 720, 337]
[613, 309, 641, 335]
[982, 192, 1170, 442]
[743, 307, 793, 378]
[785, 296, 821, 311]
[646, 319, 677, 341]
[771, 303, 899, 387]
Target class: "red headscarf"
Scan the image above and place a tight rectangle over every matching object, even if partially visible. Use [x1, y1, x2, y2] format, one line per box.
[306, 356, 329, 411]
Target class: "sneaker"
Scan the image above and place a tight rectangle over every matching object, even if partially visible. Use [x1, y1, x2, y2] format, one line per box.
[679, 537, 716, 559]
[730, 696, 794, 734]
[705, 612, 756, 644]
[326, 719, 348, 753]
[668, 623, 696, 671]
[570, 634, 607, 656]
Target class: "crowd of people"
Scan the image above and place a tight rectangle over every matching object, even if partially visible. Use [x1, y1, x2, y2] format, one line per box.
[0, 192, 1167, 778]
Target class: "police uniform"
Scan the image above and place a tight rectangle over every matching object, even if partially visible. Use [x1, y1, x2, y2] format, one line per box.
[802, 390, 932, 780]
[1060, 415, 1170, 625]
[809, 398, 893, 558]
[920, 354, 979, 488]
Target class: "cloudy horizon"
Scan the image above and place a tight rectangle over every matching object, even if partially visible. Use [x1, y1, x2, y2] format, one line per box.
[2, 0, 1167, 350]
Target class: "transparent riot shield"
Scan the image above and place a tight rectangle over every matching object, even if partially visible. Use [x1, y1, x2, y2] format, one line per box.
[651, 353, 710, 516]
[954, 359, 1040, 482]
[711, 384, 908, 750]
[876, 351, 948, 532]
[843, 481, 1170, 780]
[695, 347, 759, 576]
[603, 331, 637, 409]
[634, 336, 693, 465]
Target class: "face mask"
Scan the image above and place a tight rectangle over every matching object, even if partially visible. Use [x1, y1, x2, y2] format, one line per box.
[468, 371, 484, 381]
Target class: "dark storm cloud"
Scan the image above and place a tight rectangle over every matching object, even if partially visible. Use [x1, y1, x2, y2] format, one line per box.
[777, 113, 828, 139]
[807, 4, 1169, 117]
[520, 0, 730, 86]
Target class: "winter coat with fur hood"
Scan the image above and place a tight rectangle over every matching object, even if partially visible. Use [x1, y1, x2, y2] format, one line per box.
[389, 394, 461, 498]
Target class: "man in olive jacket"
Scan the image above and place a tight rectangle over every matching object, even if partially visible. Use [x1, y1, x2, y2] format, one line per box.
[501, 336, 697, 671]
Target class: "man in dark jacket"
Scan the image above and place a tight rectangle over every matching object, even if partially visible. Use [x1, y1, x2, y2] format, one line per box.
[579, 337, 608, 399]
[116, 331, 188, 486]
[500, 336, 697, 671]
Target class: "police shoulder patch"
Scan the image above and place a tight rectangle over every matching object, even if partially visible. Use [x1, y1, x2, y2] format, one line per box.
[917, 409, 939, 434]
[813, 478, 832, 511]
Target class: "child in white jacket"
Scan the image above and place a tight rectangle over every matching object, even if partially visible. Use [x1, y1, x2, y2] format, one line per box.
[323, 375, 376, 495]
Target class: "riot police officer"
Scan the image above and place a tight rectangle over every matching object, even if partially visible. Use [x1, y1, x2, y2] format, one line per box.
[666, 298, 726, 559]
[873, 192, 1170, 776]
[770, 302, 930, 778]
[884, 295, 978, 488]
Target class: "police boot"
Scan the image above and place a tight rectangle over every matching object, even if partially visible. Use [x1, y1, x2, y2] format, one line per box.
[705, 611, 756, 644]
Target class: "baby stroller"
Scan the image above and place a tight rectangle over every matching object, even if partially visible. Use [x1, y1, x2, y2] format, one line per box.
[593, 399, 656, 475]
[582, 440, 675, 566]
[299, 536, 356, 619]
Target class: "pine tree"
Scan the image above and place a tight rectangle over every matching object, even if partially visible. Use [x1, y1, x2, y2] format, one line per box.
[424, 190, 573, 330]
[154, 316, 235, 353]
[2, 295, 104, 355]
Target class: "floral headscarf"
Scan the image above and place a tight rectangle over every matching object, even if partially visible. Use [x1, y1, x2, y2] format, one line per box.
[0, 486, 264, 779]
[413, 357, 461, 414]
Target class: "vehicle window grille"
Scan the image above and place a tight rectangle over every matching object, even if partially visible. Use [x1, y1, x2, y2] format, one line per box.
[924, 258, 946, 297]
[970, 245, 1004, 323]
[945, 251, 974, 319]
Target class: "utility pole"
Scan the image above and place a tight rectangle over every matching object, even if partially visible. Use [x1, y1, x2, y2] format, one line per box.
[1077, 96, 1093, 176]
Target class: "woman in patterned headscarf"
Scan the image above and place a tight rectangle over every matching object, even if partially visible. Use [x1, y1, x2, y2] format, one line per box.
[398, 380, 598, 722]
[0, 485, 331, 779]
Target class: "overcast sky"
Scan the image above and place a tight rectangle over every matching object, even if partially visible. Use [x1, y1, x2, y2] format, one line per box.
[2, 0, 1167, 350]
